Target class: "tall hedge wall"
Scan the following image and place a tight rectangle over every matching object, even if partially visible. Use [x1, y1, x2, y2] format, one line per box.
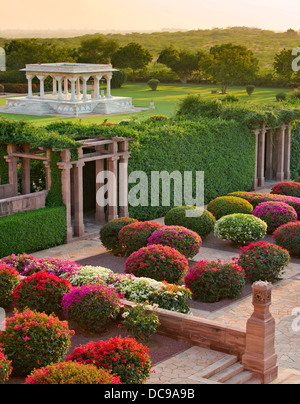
[291, 122, 300, 179]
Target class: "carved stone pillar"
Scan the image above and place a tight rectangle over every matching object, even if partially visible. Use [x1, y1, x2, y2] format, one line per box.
[107, 156, 119, 221]
[276, 125, 285, 181]
[265, 129, 273, 180]
[284, 124, 291, 181]
[26, 74, 34, 99]
[5, 144, 18, 196]
[73, 159, 85, 237]
[57, 149, 73, 243]
[242, 281, 278, 384]
[21, 143, 30, 195]
[43, 149, 51, 191]
[37, 75, 46, 100]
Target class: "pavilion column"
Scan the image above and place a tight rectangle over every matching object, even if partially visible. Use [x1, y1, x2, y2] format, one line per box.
[73, 156, 85, 237]
[57, 149, 73, 243]
[69, 77, 77, 102]
[107, 156, 119, 221]
[52, 77, 57, 96]
[94, 75, 102, 99]
[64, 78, 69, 95]
[82, 76, 90, 101]
[118, 139, 130, 217]
[37, 75, 46, 100]
[21, 143, 31, 195]
[43, 149, 52, 191]
[26, 74, 34, 99]
[54, 76, 63, 101]
[276, 125, 285, 181]
[257, 123, 266, 188]
[5, 144, 18, 196]
[106, 74, 112, 98]
[76, 78, 81, 98]
[252, 130, 259, 190]
[284, 124, 291, 181]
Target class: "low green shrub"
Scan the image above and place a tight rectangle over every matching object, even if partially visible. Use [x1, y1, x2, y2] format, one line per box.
[100, 217, 138, 255]
[147, 78, 160, 91]
[0, 264, 20, 308]
[207, 196, 253, 220]
[214, 213, 267, 244]
[164, 206, 216, 238]
[184, 260, 245, 303]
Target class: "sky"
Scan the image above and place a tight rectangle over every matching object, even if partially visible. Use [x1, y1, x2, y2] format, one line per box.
[1, 0, 300, 33]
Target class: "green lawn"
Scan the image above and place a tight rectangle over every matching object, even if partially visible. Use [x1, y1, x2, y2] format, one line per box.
[0, 83, 292, 126]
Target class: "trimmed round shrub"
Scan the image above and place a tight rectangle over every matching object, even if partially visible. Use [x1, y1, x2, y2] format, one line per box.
[0, 310, 74, 376]
[0, 348, 12, 384]
[66, 337, 152, 384]
[164, 206, 216, 238]
[12, 271, 73, 315]
[184, 260, 245, 303]
[62, 283, 122, 332]
[237, 241, 290, 283]
[273, 221, 300, 256]
[25, 361, 122, 385]
[147, 78, 160, 91]
[214, 213, 267, 245]
[271, 181, 300, 198]
[147, 225, 202, 258]
[252, 201, 298, 233]
[125, 244, 189, 284]
[118, 221, 163, 256]
[0, 264, 20, 308]
[100, 217, 138, 255]
[0, 253, 40, 277]
[207, 196, 253, 220]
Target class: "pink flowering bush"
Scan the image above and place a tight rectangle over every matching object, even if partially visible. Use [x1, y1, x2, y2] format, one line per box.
[0, 310, 74, 376]
[62, 283, 122, 332]
[25, 361, 122, 384]
[147, 225, 202, 258]
[252, 201, 298, 233]
[100, 217, 138, 255]
[0, 348, 12, 384]
[273, 221, 300, 256]
[118, 221, 164, 256]
[184, 260, 245, 303]
[271, 181, 300, 198]
[236, 241, 290, 283]
[125, 244, 189, 284]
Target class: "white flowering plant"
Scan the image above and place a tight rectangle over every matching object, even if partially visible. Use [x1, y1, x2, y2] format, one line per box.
[68, 265, 114, 286]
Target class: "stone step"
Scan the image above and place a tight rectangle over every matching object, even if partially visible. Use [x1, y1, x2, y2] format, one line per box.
[192, 355, 238, 379]
[209, 362, 245, 383]
[224, 370, 254, 384]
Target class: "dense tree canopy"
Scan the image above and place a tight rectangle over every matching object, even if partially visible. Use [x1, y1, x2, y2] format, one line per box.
[273, 48, 300, 86]
[77, 36, 119, 64]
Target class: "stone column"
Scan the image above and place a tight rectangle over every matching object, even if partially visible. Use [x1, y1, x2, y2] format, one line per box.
[37, 75, 46, 99]
[26, 74, 34, 99]
[57, 149, 73, 243]
[284, 124, 291, 181]
[94, 75, 102, 99]
[43, 149, 51, 191]
[21, 143, 31, 195]
[95, 153, 106, 225]
[82, 76, 90, 101]
[73, 158, 85, 237]
[107, 156, 119, 221]
[257, 124, 266, 188]
[69, 77, 77, 102]
[52, 77, 57, 96]
[276, 125, 285, 181]
[265, 129, 273, 180]
[54, 76, 63, 101]
[106, 74, 112, 98]
[64, 78, 69, 96]
[242, 281, 278, 384]
[76, 78, 81, 98]
[5, 144, 18, 196]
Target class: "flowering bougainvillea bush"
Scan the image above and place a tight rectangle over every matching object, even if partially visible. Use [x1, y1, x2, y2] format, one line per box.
[229, 191, 300, 217]
[164, 206, 216, 238]
[62, 283, 122, 332]
[147, 225, 202, 258]
[119, 221, 164, 256]
[0, 253, 81, 278]
[271, 181, 300, 198]
[100, 217, 138, 255]
[12, 271, 73, 315]
[66, 337, 153, 384]
[0, 348, 12, 384]
[214, 213, 267, 245]
[252, 201, 298, 233]
[0, 264, 20, 308]
[207, 196, 253, 220]
[236, 241, 290, 283]
[0, 310, 74, 376]
[273, 221, 300, 256]
[125, 244, 189, 284]
[185, 260, 245, 303]
[25, 361, 122, 385]
[68, 265, 114, 287]
[105, 273, 191, 313]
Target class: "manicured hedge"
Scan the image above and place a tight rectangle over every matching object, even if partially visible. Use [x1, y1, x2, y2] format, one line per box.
[0, 206, 66, 258]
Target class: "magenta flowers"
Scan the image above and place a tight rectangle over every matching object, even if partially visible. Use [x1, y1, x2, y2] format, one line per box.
[253, 201, 298, 233]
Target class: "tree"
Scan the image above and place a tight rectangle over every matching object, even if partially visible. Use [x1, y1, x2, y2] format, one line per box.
[273, 48, 300, 85]
[157, 46, 205, 84]
[202, 43, 259, 93]
[4, 39, 77, 71]
[77, 36, 119, 64]
[111, 42, 152, 82]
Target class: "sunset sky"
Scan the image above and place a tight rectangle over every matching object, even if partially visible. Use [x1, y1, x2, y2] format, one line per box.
[1, 0, 300, 32]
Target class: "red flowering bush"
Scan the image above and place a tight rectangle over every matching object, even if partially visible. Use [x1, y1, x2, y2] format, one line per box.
[0, 310, 74, 376]
[0, 348, 12, 384]
[125, 244, 189, 284]
[0, 264, 20, 308]
[184, 260, 245, 303]
[25, 361, 122, 384]
[118, 221, 163, 256]
[273, 221, 300, 256]
[164, 206, 216, 238]
[100, 217, 138, 255]
[252, 201, 298, 233]
[12, 271, 73, 315]
[66, 337, 152, 384]
[271, 181, 300, 198]
[147, 225, 202, 258]
[236, 241, 290, 283]
[62, 283, 122, 332]
[207, 196, 253, 220]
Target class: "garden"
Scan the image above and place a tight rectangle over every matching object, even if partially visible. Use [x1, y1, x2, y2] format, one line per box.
[0, 177, 300, 384]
